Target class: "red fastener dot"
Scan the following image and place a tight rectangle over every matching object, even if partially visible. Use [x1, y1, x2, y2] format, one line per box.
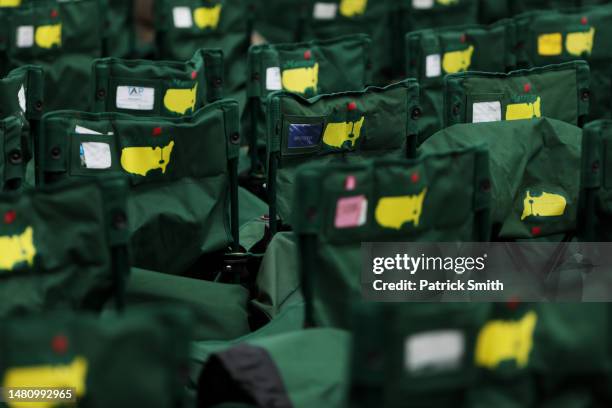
[152, 127, 162, 136]
[304, 50, 312, 60]
[52, 335, 69, 354]
[523, 83, 531, 93]
[4, 210, 16, 224]
[581, 16, 588, 25]
[410, 173, 420, 183]
[460, 34, 466, 43]
[191, 71, 198, 80]
[51, 9, 58, 18]
[347, 102, 357, 111]
[531, 226, 542, 236]
[506, 296, 520, 310]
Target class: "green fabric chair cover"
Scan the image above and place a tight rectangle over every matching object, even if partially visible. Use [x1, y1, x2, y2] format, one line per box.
[422, 118, 581, 240]
[245, 34, 373, 174]
[197, 328, 351, 408]
[514, 5, 612, 120]
[91, 49, 224, 117]
[301, 0, 394, 83]
[350, 303, 492, 408]
[267, 79, 420, 233]
[40, 101, 240, 276]
[0, 176, 129, 318]
[443, 61, 590, 128]
[1, 0, 104, 111]
[154, 0, 253, 112]
[292, 147, 492, 329]
[252, 0, 303, 44]
[0, 114, 29, 192]
[0, 306, 193, 407]
[400, 0, 480, 37]
[405, 20, 516, 144]
[105, 0, 135, 58]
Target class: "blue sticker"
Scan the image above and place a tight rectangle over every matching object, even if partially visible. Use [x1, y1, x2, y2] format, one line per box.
[287, 123, 323, 149]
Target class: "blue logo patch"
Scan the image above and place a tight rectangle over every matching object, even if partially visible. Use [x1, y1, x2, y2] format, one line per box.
[287, 123, 323, 148]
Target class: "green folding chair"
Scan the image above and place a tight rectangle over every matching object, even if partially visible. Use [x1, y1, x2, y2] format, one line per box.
[39, 101, 240, 276]
[0, 176, 129, 318]
[266, 79, 420, 235]
[292, 147, 492, 329]
[245, 34, 373, 175]
[154, 0, 253, 112]
[91, 49, 224, 117]
[405, 19, 516, 144]
[1, 0, 104, 111]
[0, 306, 193, 408]
[443, 61, 590, 128]
[514, 5, 612, 120]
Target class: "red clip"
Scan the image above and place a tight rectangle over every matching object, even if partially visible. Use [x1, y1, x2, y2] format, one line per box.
[52, 335, 69, 354]
[3, 210, 16, 224]
[152, 127, 162, 136]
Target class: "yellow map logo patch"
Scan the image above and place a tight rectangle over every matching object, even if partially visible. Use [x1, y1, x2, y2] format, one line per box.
[0, 226, 36, 271]
[506, 97, 541, 121]
[521, 190, 567, 221]
[442, 45, 474, 74]
[339, 0, 367, 17]
[3, 356, 88, 408]
[566, 27, 595, 56]
[322, 116, 364, 148]
[163, 84, 197, 115]
[475, 311, 537, 369]
[121, 141, 175, 177]
[35, 24, 61, 49]
[0, 0, 21, 7]
[282, 63, 319, 94]
[193, 5, 222, 29]
[375, 189, 427, 229]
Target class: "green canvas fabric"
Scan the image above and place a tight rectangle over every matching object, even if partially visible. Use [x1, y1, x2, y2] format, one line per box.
[0, 114, 29, 191]
[421, 118, 581, 240]
[405, 20, 516, 144]
[154, 0, 253, 112]
[292, 148, 492, 329]
[514, 5, 612, 120]
[401, 0, 480, 36]
[301, 0, 394, 82]
[0, 177, 129, 318]
[197, 328, 351, 408]
[105, 0, 135, 58]
[350, 303, 493, 408]
[444, 61, 590, 128]
[0, 306, 193, 408]
[267, 79, 420, 233]
[91, 48, 224, 117]
[124, 268, 251, 341]
[0, 65, 43, 121]
[1, 0, 104, 111]
[252, 0, 303, 44]
[245, 34, 373, 174]
[40, 101, 240, 275]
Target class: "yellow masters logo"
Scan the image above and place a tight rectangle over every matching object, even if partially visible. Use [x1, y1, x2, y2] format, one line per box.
[121, 141, 175, 177]
[35, 24, 61, 49]
[3, 357, 88, 408]
[282, 63, 319, 94]
[193, 5, 222, 29]
[442, 45, 474, 74]
[566, 27, 595, 56]
[521, 190, 567, 221]
[163, 84, 197, 115]
[339, 0, 367, 17]
[475, 311, 537, 369]
[0, 0, 21, 7]
[322, 116, 364, 148]
[437, 0, 459, 5]
[0, 226, 36, 271]
[506, 97, 541, 121]
[375, 189, 427, 229]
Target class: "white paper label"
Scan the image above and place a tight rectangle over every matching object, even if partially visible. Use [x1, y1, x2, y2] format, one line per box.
[80, 142, 111, 169]
[472, 101, 502, 123]
[313, 2, 337, 19]
[406, 330, 465, 373]
[266, 67, 282, 91]
[116, 86, 155, 111]
[425, 54, 441, 78]
[18, 85, 26, 112]
[75, 125, 113, 135]
[16, 26, 34, 48]
[412, 0, 434, 9]
[173, 7, 193, 28]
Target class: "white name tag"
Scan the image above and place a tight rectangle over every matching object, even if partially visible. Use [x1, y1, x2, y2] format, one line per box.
[18, 85, 26, 112]
[16, 25, 34, 48]
[425, 54, 441, 78]
[472, 101, 502, 123]
[116, 86, 155, 111]
[266, 67, 282, 91]
[173, 7, 193, 28]
[313, 2, 337, 19]
[413, 0, 434, 9]
[80, 142, 111, 169]
[406, 330, 465, 373]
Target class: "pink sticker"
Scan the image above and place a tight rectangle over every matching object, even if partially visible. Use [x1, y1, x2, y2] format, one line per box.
[345, 175, 357, 191]
[335, 195, 367, 229]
